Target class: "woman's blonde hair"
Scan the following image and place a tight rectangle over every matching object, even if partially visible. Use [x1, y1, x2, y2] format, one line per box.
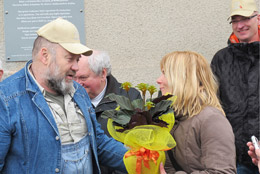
[160, 51, 225, 117]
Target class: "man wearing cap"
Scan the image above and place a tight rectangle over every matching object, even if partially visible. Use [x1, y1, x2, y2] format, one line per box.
[211, 0, 259, 173]
[0, 18, 127, 174]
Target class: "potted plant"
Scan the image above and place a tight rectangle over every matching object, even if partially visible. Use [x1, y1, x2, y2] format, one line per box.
[101, 82, 176, 174]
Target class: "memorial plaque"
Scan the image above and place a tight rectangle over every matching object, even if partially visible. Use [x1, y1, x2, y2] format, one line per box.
[4, 0, 85, 61]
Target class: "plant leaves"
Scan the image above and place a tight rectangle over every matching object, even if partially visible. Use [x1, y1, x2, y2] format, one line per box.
[101, 109, 132, 125]
[105, 93, 133, 110]
[149, 100, 173, 116]
[152, 94, 173, 104]
[131, 99, 143, 110]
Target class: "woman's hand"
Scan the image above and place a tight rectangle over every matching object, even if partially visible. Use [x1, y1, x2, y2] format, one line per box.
[160, 162, 167, 174]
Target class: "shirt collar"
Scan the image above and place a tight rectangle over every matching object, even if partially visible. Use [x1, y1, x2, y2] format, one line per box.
[91, 78, 107, 107]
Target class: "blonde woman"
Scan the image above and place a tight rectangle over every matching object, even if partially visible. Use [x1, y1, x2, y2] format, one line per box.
[157, 51, 236, 174]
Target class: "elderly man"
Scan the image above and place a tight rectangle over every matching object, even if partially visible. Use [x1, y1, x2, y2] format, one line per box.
[75, 51, 141, 174]
[75, 51, 141, 136]
[0, 59, 3, 81]
[211, 0, 259, 173]
[0, 18, 127, 174]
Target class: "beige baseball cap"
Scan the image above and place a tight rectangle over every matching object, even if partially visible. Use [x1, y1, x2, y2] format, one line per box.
[37, 17, 92, 56]
[229, 0, 257, 18]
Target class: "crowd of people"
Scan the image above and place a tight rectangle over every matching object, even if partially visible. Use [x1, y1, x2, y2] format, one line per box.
[0, 0, 259, 173]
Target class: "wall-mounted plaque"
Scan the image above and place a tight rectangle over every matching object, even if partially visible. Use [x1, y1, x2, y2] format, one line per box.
[4, 0, 85, 61]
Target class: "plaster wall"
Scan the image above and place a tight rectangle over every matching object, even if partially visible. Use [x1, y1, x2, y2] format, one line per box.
[0, 0, 259, 88]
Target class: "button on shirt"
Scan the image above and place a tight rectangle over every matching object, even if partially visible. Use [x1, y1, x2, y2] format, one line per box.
[45, 92, 88, 144]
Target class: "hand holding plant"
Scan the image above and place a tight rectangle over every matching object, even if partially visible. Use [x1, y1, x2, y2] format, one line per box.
[101, 82, 176, 174]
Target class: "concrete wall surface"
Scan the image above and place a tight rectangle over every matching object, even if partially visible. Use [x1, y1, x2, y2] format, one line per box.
[0, 0, 259, 89]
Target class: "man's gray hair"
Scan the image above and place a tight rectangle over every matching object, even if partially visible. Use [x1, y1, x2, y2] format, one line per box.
[88, 51, 112, 76]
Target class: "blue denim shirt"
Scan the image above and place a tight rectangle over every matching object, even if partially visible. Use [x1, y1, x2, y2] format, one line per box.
[0, 60, 127, 174]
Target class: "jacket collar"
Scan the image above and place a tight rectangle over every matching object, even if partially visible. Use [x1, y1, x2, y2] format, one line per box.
[104, 75, 119, 95]
[25, 60, 39, 93]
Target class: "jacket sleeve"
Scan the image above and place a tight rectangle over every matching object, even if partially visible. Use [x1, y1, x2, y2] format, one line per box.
[210, 51, 224, 99]
[92, 111, 127, 172]
[0, 95, 11, 171]
[210, 53, 218, 74]
[191, 112, 236, 174]
[210, 50, 223, 81]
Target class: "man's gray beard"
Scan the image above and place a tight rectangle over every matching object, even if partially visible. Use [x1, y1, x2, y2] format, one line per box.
[45, 64, 74, 95]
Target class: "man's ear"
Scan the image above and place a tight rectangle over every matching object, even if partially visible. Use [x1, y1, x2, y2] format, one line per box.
[0, 70, 4, 81]
[39, 47, 51, 65]
[101, 68, 107, 80]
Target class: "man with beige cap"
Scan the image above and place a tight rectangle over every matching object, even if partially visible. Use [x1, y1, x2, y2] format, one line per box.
[0, 18, 127, 174]
[211, 0, 259, 173]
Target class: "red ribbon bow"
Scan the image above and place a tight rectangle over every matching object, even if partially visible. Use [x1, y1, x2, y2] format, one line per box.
[125, 147, 159, 174]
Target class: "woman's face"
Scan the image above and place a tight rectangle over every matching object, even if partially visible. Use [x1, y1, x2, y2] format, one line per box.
[156, 70, 171, 95]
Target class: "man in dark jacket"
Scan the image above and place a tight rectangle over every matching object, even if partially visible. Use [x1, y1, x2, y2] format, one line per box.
[211, 0, 259, 173]
[75, 50, 141, 174]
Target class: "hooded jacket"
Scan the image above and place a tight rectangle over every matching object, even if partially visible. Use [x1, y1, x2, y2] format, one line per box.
[211, 26, 260, 167]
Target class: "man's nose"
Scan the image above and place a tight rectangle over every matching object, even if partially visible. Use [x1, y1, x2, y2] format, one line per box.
[71, 60, 79, 72]
[236, 20, 246, 28]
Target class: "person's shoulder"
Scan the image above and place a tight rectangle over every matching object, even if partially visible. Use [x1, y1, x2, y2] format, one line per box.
[128, 86, 140, 94]
[211, 45, 235, 68]
[213, 46, 230, 60]
[106, 74, 122, 93]
[196, 107, 234, 141]
[200, 106, 223, 115]
[0, 68, 26, 90]
[0, 68, 27, 100]
[195, 106, 225, 123]
[73, 81, 89, 96]
[196, 107, 232, 131]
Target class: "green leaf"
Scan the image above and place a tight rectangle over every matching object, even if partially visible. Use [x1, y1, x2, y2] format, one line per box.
[101, 110, 117, 119]
[149, 100, 173, 116]
[101, 109, 132, 125]
[131, 99, 143, 110]
[105, 93, 133, 110]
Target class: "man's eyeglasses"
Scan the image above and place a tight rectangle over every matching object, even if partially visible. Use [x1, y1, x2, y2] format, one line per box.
[229, 14, 257, 24]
